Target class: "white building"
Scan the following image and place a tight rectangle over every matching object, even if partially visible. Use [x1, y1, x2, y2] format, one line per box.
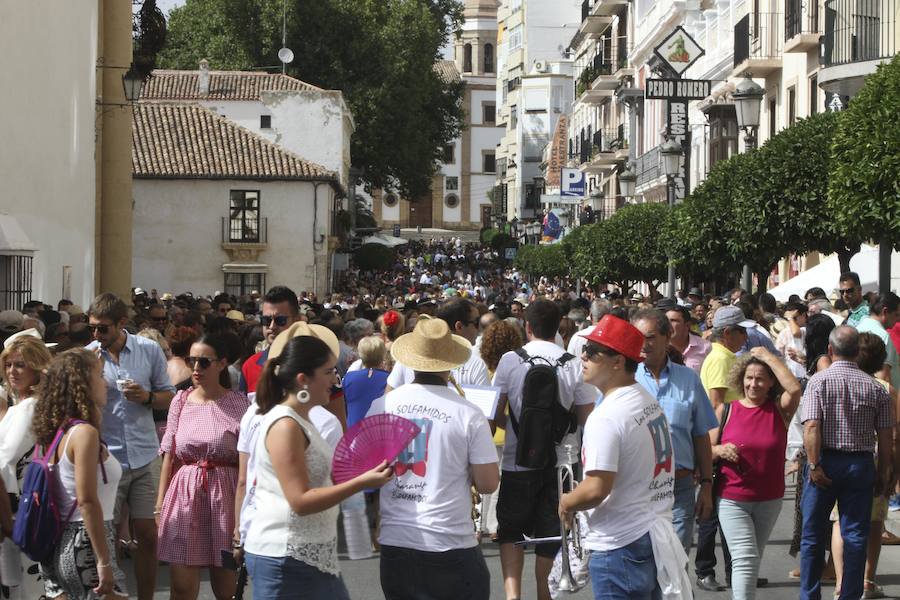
[132, 103, 342, 298]
[495, 0, 581, 222]
[0, 3, 100, 308]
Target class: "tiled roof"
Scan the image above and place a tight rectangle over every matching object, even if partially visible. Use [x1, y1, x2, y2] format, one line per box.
[434, 60, 461, 83]
[141, 70, 321, 101]
[132, 103, 335, 181]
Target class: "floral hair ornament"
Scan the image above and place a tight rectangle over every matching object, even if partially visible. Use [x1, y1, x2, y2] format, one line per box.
[384, 310, 400, 328]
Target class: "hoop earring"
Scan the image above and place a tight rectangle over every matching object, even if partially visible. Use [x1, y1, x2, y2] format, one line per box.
[298, 387, 310, 403]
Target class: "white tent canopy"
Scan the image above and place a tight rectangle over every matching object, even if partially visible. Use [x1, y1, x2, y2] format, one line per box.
[768, 245, 899, 301]
[361, 233, 409, 248]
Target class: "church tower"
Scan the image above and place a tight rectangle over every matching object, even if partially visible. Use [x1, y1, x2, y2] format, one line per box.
[455, 0, 499, 77]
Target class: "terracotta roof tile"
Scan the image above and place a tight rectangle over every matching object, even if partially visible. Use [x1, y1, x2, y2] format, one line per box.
[141, 69, 321, 101]
[132, 103, 335, 181]
[434, 60, 461, 83]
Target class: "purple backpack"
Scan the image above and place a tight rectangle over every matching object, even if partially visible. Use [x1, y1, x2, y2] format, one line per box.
[13, 420, 106, 562]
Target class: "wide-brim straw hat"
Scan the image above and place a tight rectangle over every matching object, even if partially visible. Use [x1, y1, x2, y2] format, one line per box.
[391, 316, 471, 373]
[268, 322, 340, 360]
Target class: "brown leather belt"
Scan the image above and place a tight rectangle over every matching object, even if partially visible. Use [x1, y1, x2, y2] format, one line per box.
[674, 468, 694, 480]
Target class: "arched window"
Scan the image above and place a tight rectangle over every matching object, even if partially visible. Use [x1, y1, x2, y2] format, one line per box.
[484, 43, 494, 73]
[463, 43, 473, 73]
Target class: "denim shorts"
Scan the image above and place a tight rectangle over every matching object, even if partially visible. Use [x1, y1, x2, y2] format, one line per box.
[588, 532, 661, 600]
[245, 553, 350, 600]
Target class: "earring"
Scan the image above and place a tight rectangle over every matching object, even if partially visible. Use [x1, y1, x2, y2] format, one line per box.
[298, 386, 310, 403]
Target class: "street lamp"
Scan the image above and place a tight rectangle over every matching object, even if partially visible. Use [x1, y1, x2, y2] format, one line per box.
[732, 74, 765, 290]
[660, 138, 683, 299]
[123, 65, 147, 103]
[732, 74, 765, 150]
[618, 164, 636, 201]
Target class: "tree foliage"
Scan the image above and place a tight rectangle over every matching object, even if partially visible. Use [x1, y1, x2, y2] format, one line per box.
[514, 244, 568, 279]
[829, 54, 900, 250]
[354, 243, 395, 271]
[160, 0, 466, 198]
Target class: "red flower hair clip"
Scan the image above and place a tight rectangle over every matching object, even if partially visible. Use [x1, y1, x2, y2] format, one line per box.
[384, 310, 400, 327]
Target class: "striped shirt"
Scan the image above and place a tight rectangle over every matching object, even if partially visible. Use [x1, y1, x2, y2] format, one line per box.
[801, 360, 894, 453]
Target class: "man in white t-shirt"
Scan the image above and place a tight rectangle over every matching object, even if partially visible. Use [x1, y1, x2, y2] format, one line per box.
[566, 298, 611, 402]
[560, 315, 685, 599]
[385, 298, 490, 390]
[369, 317, 499, 600]
[493, 299, 596, 600]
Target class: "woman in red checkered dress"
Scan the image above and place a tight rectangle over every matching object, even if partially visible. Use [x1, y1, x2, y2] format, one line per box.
[155, 334, 250, 599]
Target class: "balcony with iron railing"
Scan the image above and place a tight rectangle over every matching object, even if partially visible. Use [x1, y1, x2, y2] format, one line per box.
[586, 0, 629, 18]
[577, 0, 614, 42]
[222, 216, 268, 244]
[581, 128, 625, 173]
[634, 145, 663, 191]
[733, 12, 784, 76]
[575, 54, 617, 103]
[785, 0, 820, 52]
[820, 0, 898, 94]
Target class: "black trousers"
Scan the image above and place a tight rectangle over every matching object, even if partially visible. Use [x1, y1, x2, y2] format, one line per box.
[695, 502, 732, 579]
[380, 544, 490, 600]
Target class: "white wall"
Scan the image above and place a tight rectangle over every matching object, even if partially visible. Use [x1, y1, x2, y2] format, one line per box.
[0, 1, 98, 306]
[525, 0, 582, 65]
[201, 100, 275, 142]
[133, 179, 333, 297]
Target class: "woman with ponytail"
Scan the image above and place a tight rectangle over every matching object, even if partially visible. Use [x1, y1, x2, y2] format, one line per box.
[244, 335, 394, 599]
[155, 333, 249, 600]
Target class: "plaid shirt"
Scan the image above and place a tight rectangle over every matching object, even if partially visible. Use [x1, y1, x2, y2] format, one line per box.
[801, 360, 895, 452]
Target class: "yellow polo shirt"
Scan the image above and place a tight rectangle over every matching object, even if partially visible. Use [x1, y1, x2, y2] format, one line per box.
[700, 342, 741, 404]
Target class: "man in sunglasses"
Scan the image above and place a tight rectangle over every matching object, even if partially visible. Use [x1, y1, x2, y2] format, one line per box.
[839, 271, 868, 328]
[87, 293, 175, 600]
[240, 285, 301, 393]
[146, 304, 172, 338]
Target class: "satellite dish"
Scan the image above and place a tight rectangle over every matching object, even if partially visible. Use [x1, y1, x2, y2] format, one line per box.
[278, 47, 294, 64]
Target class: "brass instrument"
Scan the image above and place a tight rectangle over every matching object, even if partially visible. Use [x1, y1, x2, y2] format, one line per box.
[557, 444, 585, 593]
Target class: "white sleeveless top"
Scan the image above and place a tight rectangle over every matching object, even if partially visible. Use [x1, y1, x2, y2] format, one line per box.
[244, 405, 339, 575]
[53, 424, 123, 522]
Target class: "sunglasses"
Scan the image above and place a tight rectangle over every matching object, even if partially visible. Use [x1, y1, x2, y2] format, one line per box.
[87, 324, 112, 335]
[150, 316, 168, 322]
[260, 315, 290, 327]
[839, 288, 856, 295]
[185, 356, 217, 370]
[583, 341, 617, 360]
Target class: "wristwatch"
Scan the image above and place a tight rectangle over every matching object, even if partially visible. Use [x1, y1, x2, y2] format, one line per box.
[809, 463, 818, 471]
[145, 391, 154, 408]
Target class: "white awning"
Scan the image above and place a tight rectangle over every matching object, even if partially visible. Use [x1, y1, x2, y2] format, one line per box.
[361, 234, 409, 248]
[768, 245, 897, 301]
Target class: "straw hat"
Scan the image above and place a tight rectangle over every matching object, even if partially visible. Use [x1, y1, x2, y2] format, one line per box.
[268, 321, 340, 361]
[390, 316, 471, 373]
[225, 310, 245, 322]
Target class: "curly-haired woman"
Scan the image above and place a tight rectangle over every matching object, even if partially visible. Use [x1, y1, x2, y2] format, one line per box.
[0, 334, 52, 598]
[35, 348, 126, 599]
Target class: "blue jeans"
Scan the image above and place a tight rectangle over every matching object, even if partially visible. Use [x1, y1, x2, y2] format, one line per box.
[717, 497, 781, 600]
[380, 544, 490, 600]
[800, 450, 875, 600]
[588, 532, 661, 600]
[672, 476, 696, 552]
[245, 553, 350, 600]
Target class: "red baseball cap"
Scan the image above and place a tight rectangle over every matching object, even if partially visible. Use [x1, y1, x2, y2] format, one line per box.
[580, 314, 645, 363]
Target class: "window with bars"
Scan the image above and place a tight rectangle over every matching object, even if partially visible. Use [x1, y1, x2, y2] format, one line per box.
[229, 190, 261, 242]
[0, 255, 33, 311]
[708, 111, 738, 169]
[224, 272, 265, 299]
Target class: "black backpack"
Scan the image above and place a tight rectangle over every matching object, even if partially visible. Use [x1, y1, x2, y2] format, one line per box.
[508, 348, 577, 469]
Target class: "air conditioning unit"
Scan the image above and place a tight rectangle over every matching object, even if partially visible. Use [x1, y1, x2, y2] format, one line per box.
[533, 60, 548, 73]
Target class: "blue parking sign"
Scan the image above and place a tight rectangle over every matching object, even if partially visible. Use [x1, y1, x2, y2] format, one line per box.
[561, 168, 585, 197]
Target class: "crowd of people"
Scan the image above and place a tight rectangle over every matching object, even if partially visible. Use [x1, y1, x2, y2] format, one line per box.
[0, 240, 898, 600]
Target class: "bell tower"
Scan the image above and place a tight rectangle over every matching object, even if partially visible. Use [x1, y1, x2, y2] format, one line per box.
[455, 0, 499, 77]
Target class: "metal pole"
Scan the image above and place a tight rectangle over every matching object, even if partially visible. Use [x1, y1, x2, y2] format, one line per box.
[741, 127, 758, 293]
[879, 239, 892, 295]
[667, 175, 676, 299]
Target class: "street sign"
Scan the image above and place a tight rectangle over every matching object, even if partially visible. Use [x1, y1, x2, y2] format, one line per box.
[645, 78, 711, 100]
[667, 100, 692, 202]
[560, 168, 586, 197]
[653, 26, 705, 76]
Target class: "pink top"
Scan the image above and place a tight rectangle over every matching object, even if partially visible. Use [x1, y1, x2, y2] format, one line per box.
[718, 399, 787, 502]
[682, 334, 712, 374]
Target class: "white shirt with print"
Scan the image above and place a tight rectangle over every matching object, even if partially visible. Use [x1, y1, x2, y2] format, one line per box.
[367, 384, 497, 552]
[386, 351, 490, 389]
[581, 383, 675, 552]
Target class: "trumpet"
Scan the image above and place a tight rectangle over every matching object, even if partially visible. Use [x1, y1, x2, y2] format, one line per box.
[557, 445, 584, 593]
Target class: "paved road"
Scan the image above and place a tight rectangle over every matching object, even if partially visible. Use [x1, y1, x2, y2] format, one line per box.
[24, 484, 900, 598]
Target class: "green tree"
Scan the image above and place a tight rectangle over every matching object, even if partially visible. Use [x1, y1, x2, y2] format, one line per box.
[602, 203, 670, 290]
[514, 244, 568, 279]
[160, 0, 466, 199]
[829, 55, 900, 291]
[755, 111, 860, 273]
[354, 243, 395, 271]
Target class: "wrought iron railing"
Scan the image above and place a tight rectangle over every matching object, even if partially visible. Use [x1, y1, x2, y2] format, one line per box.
[222, 216, 268, 244]
[786, 0, 819, 39]
[823, 0, 898, 66]
[0, 255, 32, 312]
[635, 145, 662, 187]
[734, 12, 784, 66]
